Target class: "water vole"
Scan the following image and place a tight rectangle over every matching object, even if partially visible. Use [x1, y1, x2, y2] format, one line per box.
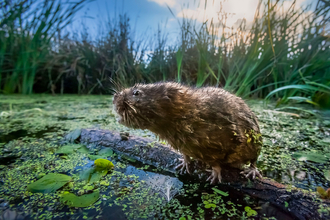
[113, 82, 262, 183]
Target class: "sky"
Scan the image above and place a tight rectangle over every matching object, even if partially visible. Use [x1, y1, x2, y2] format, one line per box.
[69, 0, 311, 44]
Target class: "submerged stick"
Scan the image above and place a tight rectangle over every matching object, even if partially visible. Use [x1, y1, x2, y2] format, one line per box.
[79, 128, 330, 220]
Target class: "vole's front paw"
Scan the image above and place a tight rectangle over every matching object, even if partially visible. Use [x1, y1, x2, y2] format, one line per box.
[240, 165, 262, 179]
[175, 158, 191, 174]
[206, 165, 222, 184]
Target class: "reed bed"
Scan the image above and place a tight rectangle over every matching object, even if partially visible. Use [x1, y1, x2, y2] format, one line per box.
[0, 0, 329, 109]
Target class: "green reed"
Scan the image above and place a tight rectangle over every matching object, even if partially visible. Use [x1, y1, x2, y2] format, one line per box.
[0, 0, 329, 110]
[0, 0, 86, 94]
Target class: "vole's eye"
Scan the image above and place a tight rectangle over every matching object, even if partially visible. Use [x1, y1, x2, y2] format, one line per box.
[132, 90, 140, 96]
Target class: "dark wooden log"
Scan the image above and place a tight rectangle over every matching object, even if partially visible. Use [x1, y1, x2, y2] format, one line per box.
[79, 128, 330, 220]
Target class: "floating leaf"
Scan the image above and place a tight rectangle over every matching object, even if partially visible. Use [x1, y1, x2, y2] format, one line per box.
[80, 168, 108, 183]
[27, 173, 71, 193]
[55, 145, 75, 154]
[94, 159, 114, 170]
[77, 145, 90, 153]
[56, 144, 89, 154]
[65, 129, 81, 142]
[212, 188, 229, 196]
[98, 148, 113, 157]
[292, 152, 330, 163]
[324, 170, 330, 182]
[88, 155, 104, 160]
[88, 148, 113, 160]
[89, 170, 108, 183]
[80, 168, 94, 181]
[60, 190, 99, 207]
[322, 138, 330, 144]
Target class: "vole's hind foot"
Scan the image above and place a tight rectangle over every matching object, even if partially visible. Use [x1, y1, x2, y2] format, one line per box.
[175, 155, 191, 174]
[206, 165, 222, 184]
[240, 164, 262, 179]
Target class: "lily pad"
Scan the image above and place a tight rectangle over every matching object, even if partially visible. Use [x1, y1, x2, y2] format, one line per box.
[60, 190, 99, 207]
[27, 173, 71, 193]
[212, 187, 229, 196]
[292, 152, 330, 163]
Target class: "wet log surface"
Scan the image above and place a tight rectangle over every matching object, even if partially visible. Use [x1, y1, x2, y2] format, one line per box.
[79, 128, 330, 220]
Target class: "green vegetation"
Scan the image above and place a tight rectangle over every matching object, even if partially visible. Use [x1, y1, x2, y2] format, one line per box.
[1, 0, 329, 111]
[1, 0, 330, 218]
[0, 0, 86, 94]
[27, 173, 72, 193]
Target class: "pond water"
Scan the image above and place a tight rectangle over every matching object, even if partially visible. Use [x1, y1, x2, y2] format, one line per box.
[0, 95, 329, 219]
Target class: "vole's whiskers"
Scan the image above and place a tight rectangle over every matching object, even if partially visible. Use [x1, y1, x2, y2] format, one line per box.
[109, 77, 124, 92]
[109, 88, 118, 94]
[124, 101, 137, 114]
[127, 111, 132, 126]
[128, 104, 137, 113]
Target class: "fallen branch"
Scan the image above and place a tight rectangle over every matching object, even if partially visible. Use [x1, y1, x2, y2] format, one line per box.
[78, 128, 330, 220]
[263, 109, 300, 118]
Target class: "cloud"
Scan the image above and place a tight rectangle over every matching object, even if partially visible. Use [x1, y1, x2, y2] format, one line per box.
[176, 0, 259, 28]
[147, 0, 176, 7]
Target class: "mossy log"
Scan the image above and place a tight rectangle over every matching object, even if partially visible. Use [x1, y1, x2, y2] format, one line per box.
[79, 128, 330, 220]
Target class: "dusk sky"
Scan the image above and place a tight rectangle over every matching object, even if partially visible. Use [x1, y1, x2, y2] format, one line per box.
[69, 0, 311, 43]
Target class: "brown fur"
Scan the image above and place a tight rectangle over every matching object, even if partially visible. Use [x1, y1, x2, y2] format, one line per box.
[113, 82, 262, 170]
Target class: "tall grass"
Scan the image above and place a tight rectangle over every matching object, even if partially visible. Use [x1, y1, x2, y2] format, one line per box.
[0, 0, 329, 110]
[0, 0, 86, 94]
[171, 0, 330, 102]
[264, 0, 330, 109]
